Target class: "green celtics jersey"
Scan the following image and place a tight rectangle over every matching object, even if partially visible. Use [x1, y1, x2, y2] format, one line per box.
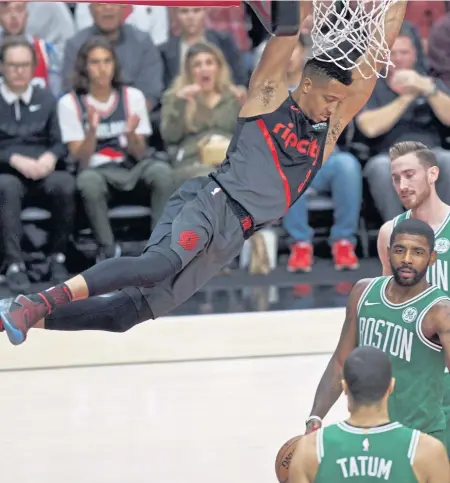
[393, 210, 450, 293]
[394, 211, 450, 384]
[357, 276, 448, 434]
[314, 422, 419, 482]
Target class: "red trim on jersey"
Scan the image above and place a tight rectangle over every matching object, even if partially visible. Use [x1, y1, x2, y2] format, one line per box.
[256, 118, 291, 214]
[32, 38, 49, 87]
[97, 147, 124, 159]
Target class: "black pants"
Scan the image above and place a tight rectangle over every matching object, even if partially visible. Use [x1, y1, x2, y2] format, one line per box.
[45, 287, 152, 332]
[0, 171, 76, 265]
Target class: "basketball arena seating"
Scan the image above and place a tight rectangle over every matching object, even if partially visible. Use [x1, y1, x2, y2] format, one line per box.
[18, 142, 379, 266]
[20, 185, 376, 265]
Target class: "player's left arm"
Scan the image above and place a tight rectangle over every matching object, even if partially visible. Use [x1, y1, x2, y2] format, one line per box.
[323, 1, 408, 161]
[427, 299, 450, 370]
[288, 434, 318, 483]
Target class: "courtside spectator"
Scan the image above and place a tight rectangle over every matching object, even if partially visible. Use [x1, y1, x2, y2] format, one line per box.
[62, 3, 163, 112]
[58, 36, 173, 261]
[428, 12, 450, 90]
[404, 1, 447, 52]
[160, 6, 248, 97]
[284, 149, 362, 272]
[0, 37, 74, 292]
[0, 2, 61, 96]
[74, 3, 169, 47]
[161, 42, 240, 189]
[357, 27, 450, 221]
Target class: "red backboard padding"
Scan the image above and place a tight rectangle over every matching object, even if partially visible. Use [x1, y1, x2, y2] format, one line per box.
[143, 1, 241, 4]
[79, 1, 242, 5]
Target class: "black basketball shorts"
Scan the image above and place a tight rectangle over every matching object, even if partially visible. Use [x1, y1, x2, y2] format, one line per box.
[140, 176, 245, 318]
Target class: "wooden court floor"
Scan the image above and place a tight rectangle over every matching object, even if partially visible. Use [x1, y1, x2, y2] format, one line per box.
[0, 308, 348, 483]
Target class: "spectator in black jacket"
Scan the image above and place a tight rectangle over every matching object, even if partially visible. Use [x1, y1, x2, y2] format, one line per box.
[0, 36, 75, 293]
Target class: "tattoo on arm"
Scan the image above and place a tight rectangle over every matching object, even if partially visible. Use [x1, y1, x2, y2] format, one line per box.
[326, 119, 343, 145]
[257, 81, 277, 107]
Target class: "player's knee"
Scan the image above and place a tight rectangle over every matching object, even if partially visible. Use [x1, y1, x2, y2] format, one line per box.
[121, 287, 155, 330]
[100, 291, 148, 333]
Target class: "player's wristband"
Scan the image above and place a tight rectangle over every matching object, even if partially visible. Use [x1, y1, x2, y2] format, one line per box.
[305, 416, 323, 426]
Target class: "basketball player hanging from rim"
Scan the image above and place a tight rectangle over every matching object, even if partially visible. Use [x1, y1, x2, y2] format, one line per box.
[0, 0, 408, 345]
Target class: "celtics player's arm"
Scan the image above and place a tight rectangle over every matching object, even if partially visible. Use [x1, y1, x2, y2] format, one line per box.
[288, 434, 318, 483]
[377, 221, 394, 276]
[413, 433, 450, 482]
[427, 300, 450, 370]
[307, 279, 372, 429]
[240, 5, 312, 118]
[323, 1, 408, 160]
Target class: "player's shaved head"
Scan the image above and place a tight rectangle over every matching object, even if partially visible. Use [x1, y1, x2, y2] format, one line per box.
[343, 347, 392, 405]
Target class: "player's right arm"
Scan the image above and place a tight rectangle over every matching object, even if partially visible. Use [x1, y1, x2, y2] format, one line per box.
[413, 433, 450, 483]
[239, 4, 312, 118]
[288, 434, 318, 483]
[377, 221, 394, 276]
[306, 279, 371, 432]
[328, 1, 408, 137]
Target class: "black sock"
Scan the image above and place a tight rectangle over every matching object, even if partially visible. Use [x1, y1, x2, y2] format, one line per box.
[28, 284, 73, 315]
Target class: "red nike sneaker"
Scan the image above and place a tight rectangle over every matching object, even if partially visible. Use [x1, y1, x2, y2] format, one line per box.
[1, 294, 48, 345]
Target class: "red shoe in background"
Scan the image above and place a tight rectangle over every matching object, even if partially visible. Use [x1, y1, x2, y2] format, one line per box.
[287, 242, 313, 273]
[332, 240, 359, 271]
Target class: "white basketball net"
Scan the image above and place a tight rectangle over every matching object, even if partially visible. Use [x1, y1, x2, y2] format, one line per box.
[310, 0, 400, 79]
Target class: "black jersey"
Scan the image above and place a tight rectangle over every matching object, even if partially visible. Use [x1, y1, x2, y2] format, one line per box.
[210, 94, 329, 225]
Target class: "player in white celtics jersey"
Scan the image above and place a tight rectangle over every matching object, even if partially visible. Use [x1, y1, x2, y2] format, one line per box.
[377, 141, 450, 457]
[289, 347, 449, 483]
[304, 219, 450, 450]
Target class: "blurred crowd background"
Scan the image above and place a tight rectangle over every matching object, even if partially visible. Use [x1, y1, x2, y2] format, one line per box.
[0, 1, 448, 297]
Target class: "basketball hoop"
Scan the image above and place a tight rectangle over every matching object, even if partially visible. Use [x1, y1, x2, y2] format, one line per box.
[310, 0, 400, 79]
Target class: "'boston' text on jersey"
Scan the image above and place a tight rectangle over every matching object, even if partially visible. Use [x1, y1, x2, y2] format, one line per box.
[359, 317, 413, 362]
